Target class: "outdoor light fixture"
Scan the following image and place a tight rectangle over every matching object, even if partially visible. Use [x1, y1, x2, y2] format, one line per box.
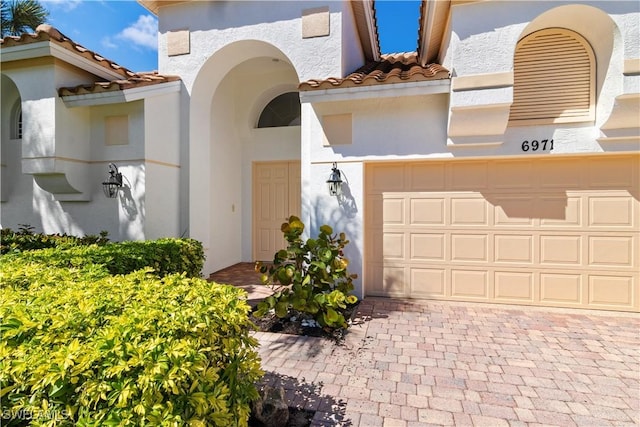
[326, 162, 343, 196]
[102, 163, 123, 198]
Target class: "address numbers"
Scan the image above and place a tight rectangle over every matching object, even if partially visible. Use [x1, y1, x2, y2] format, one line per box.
[521, 139, 553, 152]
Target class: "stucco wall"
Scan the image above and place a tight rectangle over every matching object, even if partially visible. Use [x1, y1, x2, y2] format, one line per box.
[0, 59, 182, 242]
[302, 93, 450, 297]
[158, 1, 346, 90]
[442, 1, 638, 151]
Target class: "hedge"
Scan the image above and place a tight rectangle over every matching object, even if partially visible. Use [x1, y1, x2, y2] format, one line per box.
[1, 268, 262, 426]
[0, 226, 109, 255]
[1, 238, 205, 278]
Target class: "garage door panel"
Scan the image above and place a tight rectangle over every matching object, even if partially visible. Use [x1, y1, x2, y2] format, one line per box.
[381, 266, 406, 296]
[495, 235, 533, 263]
[451, 234, 489, 262]
[451, 197, 489, 225]
[540, 273, 582, 305]
[539, 196, 582, 227]
[451, 270, 489, 299]
[589, 196, 635, 228]
[410, 233, 445, 261]
[410, 268, 446, 298]
[366, 155, 640, 312]
[383, 233, 405, 260]
[495, 271, 534, 302]
[589, 275, 635, 308]
[494, 197, 536, 226]
[410, 198, 445, 225]
[383, 198, 405, 225]
[588, 236, 634, 267]
[540, 235, 582, 265]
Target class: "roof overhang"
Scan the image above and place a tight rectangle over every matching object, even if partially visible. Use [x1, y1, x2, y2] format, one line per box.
[1, 41, 125, 81]
[350, 0, 380, 62]
[418, 0, 482, 66]
[300, 79, 450, 104]
[418, 0, 451, 66]
[137, 0, 191, 14]
[60, 80, 181, 107]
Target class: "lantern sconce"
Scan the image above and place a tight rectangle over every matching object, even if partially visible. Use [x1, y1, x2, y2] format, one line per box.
[326, 162, 343, 196]
[102, 163, 123, 198]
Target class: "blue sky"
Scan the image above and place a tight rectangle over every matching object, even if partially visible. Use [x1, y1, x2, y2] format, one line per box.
[42, 0, 421, 72]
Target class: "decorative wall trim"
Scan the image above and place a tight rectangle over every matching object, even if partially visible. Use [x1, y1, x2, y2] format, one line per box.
[451, 72, 513, 92]
[302, 6, 330, 39]
[623, 58, 640, 75]
[167, 30, 190, 57]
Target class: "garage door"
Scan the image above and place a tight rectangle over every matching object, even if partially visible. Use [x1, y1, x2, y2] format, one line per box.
[365, 155, 639, 312]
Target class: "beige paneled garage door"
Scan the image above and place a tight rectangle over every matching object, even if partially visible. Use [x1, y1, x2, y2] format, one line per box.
[365, 155, 639, 312]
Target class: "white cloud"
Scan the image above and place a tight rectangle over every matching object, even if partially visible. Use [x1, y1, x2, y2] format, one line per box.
[44, 0, 83, 12]
[101, 36, 117, 50]
[117, 15, 158, 51]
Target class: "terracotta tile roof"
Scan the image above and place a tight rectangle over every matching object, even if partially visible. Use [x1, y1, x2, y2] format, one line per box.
[298, 52, 450, 91]
[2, 24, 180, 96]
[1, 24, 135, 79]
[58, 72, 181, 96]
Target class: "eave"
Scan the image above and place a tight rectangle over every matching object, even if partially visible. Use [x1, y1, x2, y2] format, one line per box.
[1, 41, 126, 81]
[60, 80, 182, 107]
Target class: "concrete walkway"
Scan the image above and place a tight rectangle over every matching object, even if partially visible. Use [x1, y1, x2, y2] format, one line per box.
[254, 298, 639, 427]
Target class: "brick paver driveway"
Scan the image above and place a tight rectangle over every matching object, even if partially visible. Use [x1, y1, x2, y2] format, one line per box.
[254, 297, 639, 426]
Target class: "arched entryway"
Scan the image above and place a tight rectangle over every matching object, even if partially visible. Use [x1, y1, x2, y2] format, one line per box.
[189, 41, 301, 274]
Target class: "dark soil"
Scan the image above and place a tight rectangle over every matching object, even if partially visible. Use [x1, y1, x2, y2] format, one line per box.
[248, 407, 315, 427]
[249, 302, 360, 342]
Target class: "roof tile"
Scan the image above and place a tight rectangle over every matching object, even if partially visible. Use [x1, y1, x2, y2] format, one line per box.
[2, 25, 180, 96]
[299, 52, 449, 91]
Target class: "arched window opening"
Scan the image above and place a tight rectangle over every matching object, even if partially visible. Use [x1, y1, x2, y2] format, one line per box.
[257, 92, 301, 128]
[11, 101, 22, 140]
[510, 28, 595, 125]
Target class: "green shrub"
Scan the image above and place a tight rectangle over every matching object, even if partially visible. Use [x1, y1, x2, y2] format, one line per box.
[255, 216, 358, 330]
[2, 238, 205, 278]
[0, 225, 109, 254]
[1, 269, 262, 426]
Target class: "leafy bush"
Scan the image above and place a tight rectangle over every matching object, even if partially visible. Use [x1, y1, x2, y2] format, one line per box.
[1, 268, 262, 426]
[2, 238, 205, 278]
[255, 216, 358, 330]
[0, 225, 109, 254]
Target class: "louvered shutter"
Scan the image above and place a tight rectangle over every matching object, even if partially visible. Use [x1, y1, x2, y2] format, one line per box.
[510, 28, 595, 125]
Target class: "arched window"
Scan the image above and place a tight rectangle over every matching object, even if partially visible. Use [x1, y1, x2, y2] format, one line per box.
[510, 28, 595, 125]
[11, 101, 22, 139]
[257, 92, 301, 128]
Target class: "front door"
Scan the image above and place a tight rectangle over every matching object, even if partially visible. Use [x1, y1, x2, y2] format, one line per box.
[253, 161, 301, 261]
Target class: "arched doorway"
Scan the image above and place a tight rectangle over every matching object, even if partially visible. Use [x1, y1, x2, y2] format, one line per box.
[189, 41, 301, 274]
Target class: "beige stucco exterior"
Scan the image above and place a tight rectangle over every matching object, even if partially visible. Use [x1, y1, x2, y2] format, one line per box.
[2, 0, 638, 312]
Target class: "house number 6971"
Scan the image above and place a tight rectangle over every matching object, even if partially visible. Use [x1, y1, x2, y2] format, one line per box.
[521, 139, 553, 152]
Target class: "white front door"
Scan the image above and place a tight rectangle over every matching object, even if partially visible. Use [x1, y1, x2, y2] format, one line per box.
[253, 161, 301, 261]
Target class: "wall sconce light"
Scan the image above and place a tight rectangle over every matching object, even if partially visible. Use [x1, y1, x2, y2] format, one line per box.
[326, 162, 343, 196]
[102, 163, 123, 198]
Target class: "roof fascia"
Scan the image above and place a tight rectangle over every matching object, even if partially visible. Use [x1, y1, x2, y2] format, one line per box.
[1, 41, 125, 81]
[61, 80, 181, 107]
[137, 0, 189, 15]
[351, 0, 380, 61]
[300, 79, 450, 104]
[418, 0, 450, 67]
